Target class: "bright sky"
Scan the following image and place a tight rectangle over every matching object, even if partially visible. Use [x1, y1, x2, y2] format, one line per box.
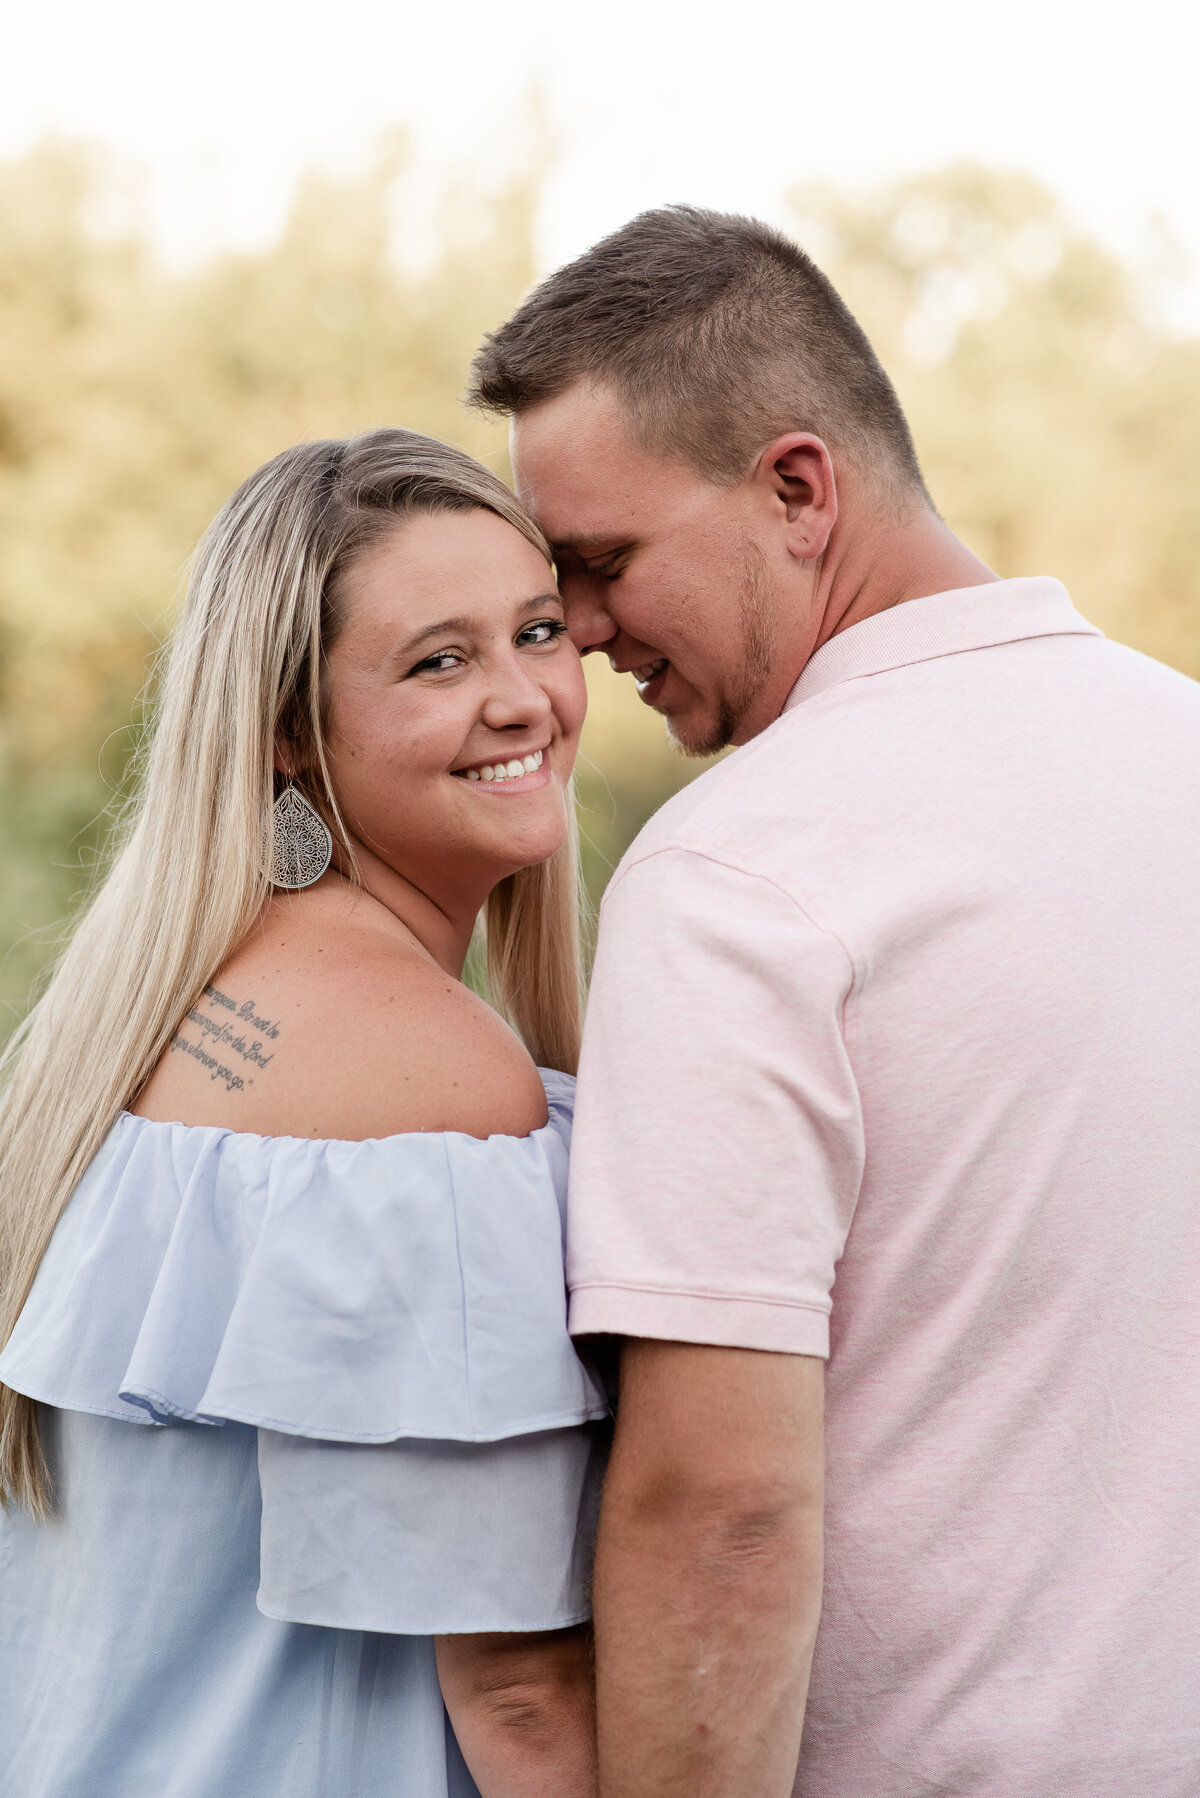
[3, 0, 1199, 325]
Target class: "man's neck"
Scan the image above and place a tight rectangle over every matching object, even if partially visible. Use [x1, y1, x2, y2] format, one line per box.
[738, 501, 999, 742]
[811, 501, 998, 660]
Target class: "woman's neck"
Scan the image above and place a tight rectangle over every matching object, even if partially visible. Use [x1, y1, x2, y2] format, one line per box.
[330, 838, 488, 979]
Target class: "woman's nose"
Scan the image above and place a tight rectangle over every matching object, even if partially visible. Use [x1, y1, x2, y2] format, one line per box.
[479, 655, 555, 730]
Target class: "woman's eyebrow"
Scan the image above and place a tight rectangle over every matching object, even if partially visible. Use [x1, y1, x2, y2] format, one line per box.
[401, 614, 471, 653]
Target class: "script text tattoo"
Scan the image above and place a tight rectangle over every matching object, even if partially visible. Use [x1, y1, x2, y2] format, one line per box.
[167, 985, 284, 1094]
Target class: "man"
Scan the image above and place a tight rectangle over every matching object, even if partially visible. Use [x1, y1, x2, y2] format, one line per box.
[467, 207, 1200, 1796]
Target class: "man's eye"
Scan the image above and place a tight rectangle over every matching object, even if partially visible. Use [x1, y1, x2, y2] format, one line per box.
[517, 620, 569, 647]
[582, 555, 627, 582]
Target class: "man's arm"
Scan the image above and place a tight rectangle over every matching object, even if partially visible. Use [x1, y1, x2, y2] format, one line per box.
[593, 1341, 824, 1798]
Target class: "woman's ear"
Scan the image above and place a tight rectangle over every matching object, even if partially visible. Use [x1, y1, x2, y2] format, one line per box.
[273, 736, 295, 779]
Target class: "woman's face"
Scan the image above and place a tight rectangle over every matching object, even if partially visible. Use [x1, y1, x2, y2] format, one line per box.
[321, 507, 586, 902]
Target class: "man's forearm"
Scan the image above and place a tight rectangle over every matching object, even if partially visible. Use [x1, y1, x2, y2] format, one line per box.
[592, 1344, 824, 1798]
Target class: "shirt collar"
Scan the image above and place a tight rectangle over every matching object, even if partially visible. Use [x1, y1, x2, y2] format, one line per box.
[783, 577, 1102, 713]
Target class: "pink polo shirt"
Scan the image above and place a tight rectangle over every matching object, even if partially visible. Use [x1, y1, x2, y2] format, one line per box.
[568, 578, 1200, 1795]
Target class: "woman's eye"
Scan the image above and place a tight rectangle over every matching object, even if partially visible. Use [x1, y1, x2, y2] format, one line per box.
[410, 650, 465, 676]
[517, 620, 569, 648]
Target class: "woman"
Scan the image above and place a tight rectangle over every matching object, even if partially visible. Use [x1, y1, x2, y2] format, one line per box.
[0, 429, 607, 1797]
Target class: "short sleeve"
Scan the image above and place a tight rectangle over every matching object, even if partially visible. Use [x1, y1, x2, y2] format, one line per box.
[566, 848, 864, 1356]
[256, 1422, 607, 1635]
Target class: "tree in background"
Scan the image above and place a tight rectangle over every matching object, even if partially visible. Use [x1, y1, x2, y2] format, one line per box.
[0, 145, 1197, 1028]
[790, 164, 1200, 671]
[0, 138, 534, 1021]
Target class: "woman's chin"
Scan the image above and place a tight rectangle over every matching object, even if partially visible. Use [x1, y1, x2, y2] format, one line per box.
[458, 785, 569, 867]
[479, 816, 569, 881]
[494, 831, 568, 880]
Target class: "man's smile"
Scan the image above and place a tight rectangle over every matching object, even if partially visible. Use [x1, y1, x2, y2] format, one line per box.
[629, 656, 668, 690]
[608, 652, 671, 705]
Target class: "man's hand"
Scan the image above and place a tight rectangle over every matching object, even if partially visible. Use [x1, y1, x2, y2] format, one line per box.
[593, 1341, 824, 1798]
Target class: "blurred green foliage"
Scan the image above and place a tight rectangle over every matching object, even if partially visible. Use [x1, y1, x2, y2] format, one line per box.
[0, 143, 1198, 1030]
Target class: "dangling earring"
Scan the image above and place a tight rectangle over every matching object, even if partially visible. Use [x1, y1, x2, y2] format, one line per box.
[270, 785, 333, 889]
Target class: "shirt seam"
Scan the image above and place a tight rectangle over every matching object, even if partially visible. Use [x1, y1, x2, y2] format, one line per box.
[599, 845, 859, 1009]
[571, 1279, 830, 1317]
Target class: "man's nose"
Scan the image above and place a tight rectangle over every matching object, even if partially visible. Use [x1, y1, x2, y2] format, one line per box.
[560, 576, 618, 655]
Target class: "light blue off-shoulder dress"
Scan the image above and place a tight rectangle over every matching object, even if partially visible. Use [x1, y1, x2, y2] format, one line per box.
[0, 1070, 608, 1798]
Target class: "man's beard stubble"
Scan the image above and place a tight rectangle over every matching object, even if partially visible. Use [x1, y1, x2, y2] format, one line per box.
[669, 541, 776, 758]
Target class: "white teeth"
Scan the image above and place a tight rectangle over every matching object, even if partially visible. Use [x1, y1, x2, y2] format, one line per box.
[462, 748, 544, 783]
[633, 658, 668, 685]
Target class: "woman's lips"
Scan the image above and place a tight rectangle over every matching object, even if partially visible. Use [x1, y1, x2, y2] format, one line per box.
[451, 747, 552, 793]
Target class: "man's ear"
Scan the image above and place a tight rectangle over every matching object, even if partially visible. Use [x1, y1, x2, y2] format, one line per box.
[752, 433, 838, 561]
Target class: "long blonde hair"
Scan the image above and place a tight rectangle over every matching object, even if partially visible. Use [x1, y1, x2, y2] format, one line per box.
[0, 428, 583, 1516]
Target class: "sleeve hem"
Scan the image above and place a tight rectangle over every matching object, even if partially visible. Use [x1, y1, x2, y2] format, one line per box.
[256, 1593, 592, 1636]
[568, 1285, 830, 1357]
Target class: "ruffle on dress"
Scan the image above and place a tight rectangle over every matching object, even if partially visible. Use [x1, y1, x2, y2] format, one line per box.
[0, 1070, 606, 1443]
[0, 1072, 610, 1635]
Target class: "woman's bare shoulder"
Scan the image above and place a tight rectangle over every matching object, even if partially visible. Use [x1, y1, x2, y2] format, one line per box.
[133, 891, 549, 1143]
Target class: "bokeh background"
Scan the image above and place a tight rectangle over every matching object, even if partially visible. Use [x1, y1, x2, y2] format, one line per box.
[2, 0, 1199, 1026]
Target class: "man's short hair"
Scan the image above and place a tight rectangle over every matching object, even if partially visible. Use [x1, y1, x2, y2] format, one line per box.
[467, 204, 929, 500]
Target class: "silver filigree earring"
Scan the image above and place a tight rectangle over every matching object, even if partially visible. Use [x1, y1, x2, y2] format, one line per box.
[270, 785, 333, 889]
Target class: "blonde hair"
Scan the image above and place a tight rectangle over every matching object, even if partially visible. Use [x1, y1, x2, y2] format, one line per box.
[0, 427, 583, 1516]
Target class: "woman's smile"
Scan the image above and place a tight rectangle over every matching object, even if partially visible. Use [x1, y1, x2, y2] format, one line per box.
[323, 507, 586, 901]
[453, 746, 549, 789]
